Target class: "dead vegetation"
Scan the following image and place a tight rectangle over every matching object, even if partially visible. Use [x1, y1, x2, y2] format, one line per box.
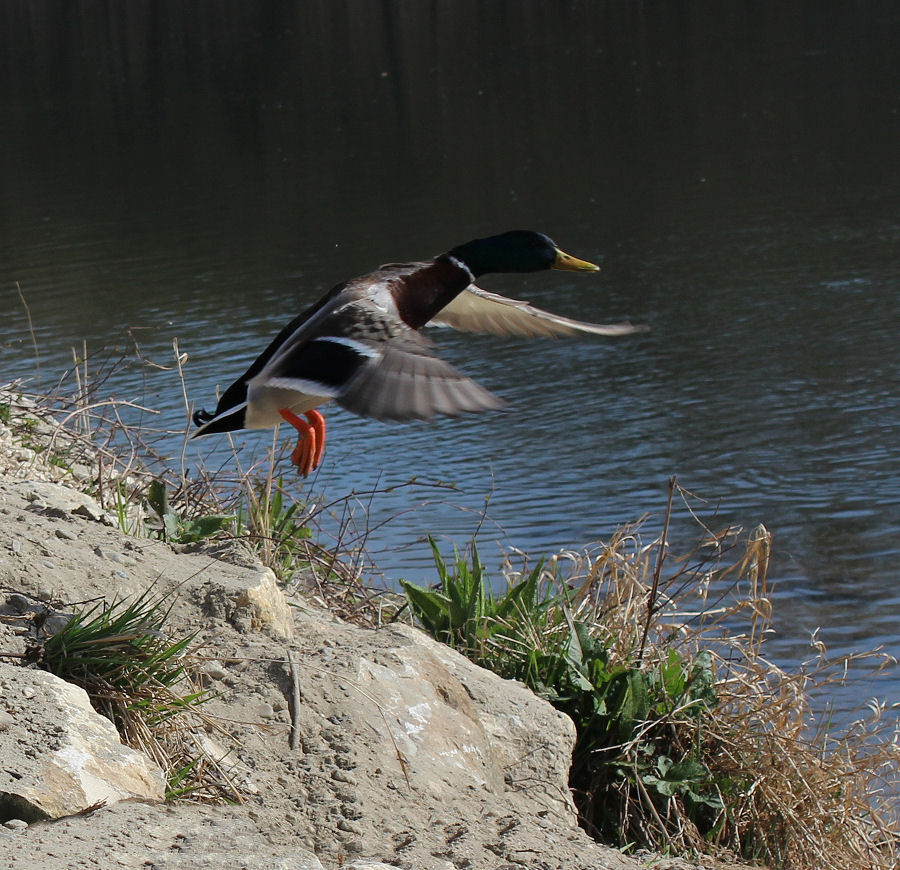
[547, 489, 899, 867]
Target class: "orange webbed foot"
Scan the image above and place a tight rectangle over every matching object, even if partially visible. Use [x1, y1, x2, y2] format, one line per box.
[278, 409, 327, 477]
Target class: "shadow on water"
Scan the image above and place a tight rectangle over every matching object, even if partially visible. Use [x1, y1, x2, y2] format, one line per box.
[1, 2, 899, 715]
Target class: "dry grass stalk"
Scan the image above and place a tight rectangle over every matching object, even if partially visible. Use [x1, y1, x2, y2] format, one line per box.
[540, 484, 899, 868]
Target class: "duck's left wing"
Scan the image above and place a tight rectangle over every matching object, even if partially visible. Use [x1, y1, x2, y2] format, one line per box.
[429, 285, 649, 338]
[336, 335, 505, 422]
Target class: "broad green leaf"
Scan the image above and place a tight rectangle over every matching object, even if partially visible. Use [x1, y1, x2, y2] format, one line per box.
[177, 514, 233, 543]
[162, 512, 180, 542]
[660, 648, 686, 699]
[687, 650, 718, 709]
[621, 670, 651, 724]
[495, 561, 542, 619]
[147, 479, 168, 518]
[400, 579, 452, 636]
[427, 536, 448, 585]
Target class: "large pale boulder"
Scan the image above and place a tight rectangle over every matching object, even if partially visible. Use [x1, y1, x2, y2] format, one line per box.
[271, 608, 636, 868]
[0, 663, 165, 821]
[357, 622, 578, 817]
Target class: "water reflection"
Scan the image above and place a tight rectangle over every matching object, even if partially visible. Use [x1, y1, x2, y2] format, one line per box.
[0, 2, 898, 716]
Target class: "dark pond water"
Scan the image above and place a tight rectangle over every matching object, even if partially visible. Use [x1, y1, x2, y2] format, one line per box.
[1, 3, 898, 715]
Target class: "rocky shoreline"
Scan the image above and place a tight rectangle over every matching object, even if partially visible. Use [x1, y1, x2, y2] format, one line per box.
[0, 391, 748, 870]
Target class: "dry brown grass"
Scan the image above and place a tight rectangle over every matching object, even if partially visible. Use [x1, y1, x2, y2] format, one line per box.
[540, 481, 900, 868]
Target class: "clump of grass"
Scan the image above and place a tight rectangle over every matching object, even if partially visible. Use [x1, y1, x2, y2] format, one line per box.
[234, 473, 312, 575]
[40, 588, 243, 802]
[402, 479, 899, 869]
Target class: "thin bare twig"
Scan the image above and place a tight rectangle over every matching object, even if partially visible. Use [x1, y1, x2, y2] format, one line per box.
[16, 282, 40, 385]
[286, 648, 303, 751]
[638, 474, 676, 661]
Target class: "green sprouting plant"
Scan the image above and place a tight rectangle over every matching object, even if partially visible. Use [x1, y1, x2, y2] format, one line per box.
[165, 758, 203, 801]
[41, 587, 198, 723]
[235, 476, 311, 577]
[112, 478, 133, 535]
[642, 755, 724, 812]
[566, 643, 723, 844]
[47, 452, 72, 471]
[399, 535, 545, 654]
[147, 479, 232, 545]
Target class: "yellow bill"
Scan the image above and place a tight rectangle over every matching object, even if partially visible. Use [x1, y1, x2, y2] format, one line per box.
[552, 248, 600, 272]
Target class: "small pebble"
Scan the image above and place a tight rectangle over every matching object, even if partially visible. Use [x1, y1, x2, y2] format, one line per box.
[255, 703, 275, 720]
[44, 614, 73, 634]
[0, 710, 14, 730]
[54, 527, 77, 541]
[10, 539, 21, 555]
[202, 661, 228, 681]
[22, 687, 36, 700]
[2, 819, 28, 831]
[6, 594, 29, 612]
[70, 464, 91, 481]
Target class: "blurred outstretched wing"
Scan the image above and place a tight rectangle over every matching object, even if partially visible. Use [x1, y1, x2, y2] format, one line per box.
[336, 335, 505, 421]
[429, 285, 649, 338]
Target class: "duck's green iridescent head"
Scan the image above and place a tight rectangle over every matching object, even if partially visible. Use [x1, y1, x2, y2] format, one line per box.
[448, 230, 600, 278]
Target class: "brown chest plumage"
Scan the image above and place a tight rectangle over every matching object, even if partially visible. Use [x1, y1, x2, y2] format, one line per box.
[388, 257, 473, 330]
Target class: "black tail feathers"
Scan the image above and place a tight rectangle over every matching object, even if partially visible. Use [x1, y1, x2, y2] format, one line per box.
[192, 408, 215, 427]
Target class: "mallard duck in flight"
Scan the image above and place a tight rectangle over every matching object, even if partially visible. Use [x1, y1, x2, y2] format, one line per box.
[191, 230, 647, 475]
